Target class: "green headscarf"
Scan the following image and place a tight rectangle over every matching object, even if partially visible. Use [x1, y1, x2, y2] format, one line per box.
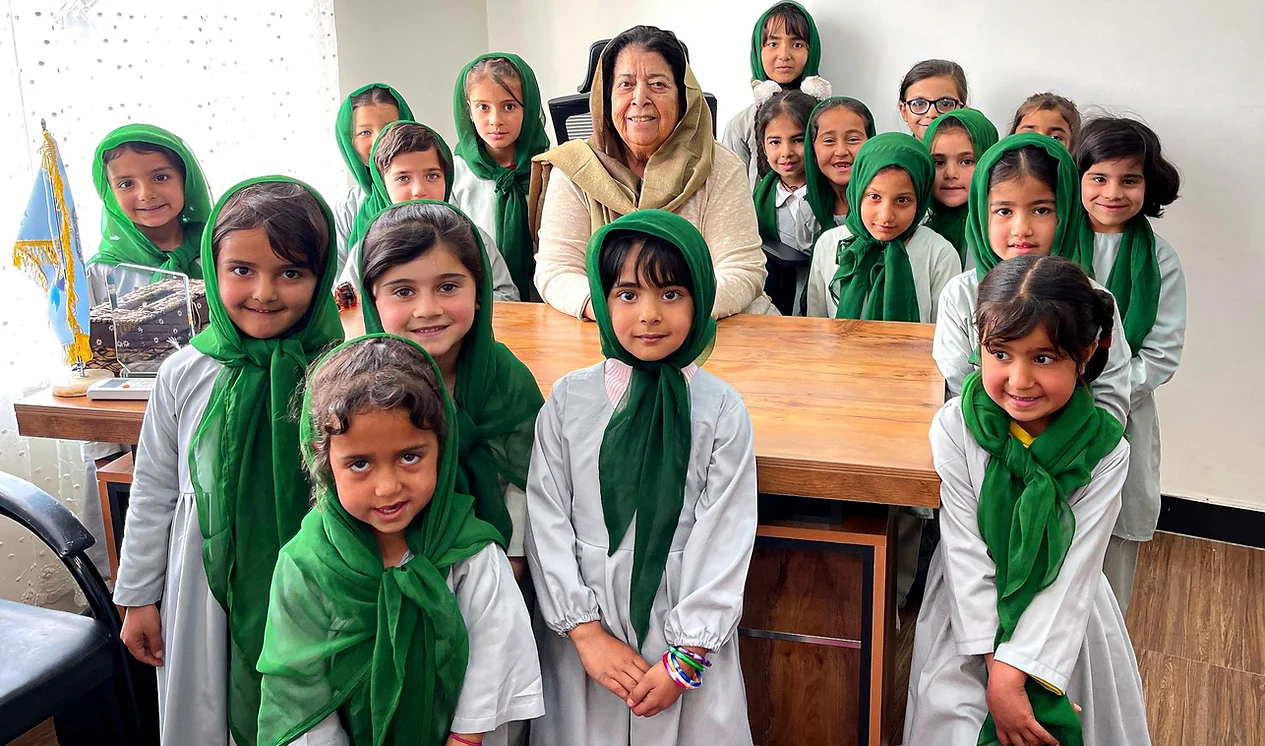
[922, 109, 999, 264]
[357, 200, 542, 547]
[364, 120, 454, 222]
[748, 1, 821, 83]
[585, 210, 717, 649]
[187, 176, 344, 746]
[1080, 219, 1161, 357]
[960, 372, 1124, 746]
[828, 133, 933, 322]
[336, 84, 414, 250]
[453, 53, 550, 301]
[257, 334, 502, 746]
[89, 124, 212, 277]
[967, 134, 1092, 280]
[803, 97, 876, 230]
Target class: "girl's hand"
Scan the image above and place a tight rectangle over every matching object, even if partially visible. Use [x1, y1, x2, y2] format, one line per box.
[121, 604, 164, 667]
[568, 621, 651, 700]
[985, 659, 1059, 746]
[626, 659, 685, 717]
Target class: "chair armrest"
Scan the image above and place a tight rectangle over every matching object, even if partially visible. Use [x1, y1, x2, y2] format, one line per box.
[762, 239, 811, 268]
[0, 471, 95, 559]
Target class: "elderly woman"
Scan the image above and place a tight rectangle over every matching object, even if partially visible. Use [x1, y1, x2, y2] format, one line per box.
[530, 25, 775, 318]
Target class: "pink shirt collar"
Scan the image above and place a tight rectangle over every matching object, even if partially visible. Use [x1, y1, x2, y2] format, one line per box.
[604, 358, 698, 406]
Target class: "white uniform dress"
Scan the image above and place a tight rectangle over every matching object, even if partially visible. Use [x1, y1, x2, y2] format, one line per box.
[525, 361, 758, 745]
[113, 345, 230, 745]
[333, 184, 367, 278]
[1092, 232, 1186, 610]
[452, 156, 498, 241]
[287, 544, 545, 746]
[906, 399, 1150, 745]
[806, 224, 961, 322]
[721, 102, 761, 189]
[933, 270, 1132, 426]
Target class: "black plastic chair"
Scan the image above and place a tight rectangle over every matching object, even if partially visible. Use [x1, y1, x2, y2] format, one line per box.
[0, 471, 143, 744]
[547, 38, 719, 144]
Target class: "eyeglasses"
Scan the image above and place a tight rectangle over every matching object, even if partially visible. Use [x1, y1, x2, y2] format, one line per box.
[902, 97, 964, 116]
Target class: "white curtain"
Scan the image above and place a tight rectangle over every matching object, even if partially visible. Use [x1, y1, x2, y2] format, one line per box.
[0, 0, 342, 604]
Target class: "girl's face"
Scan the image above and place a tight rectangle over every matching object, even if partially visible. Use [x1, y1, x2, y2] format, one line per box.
[371, 242, 478, 379]
[105, 149, 186, 233]
[981, 324, 1092, 437]
[467, 76, 524, 165]
[763, 113, 806, 187]
[760, 17, 809, 85]
[860, 168, 918, 242]
[813, 107, 869, 193]
[351, 102, 401, 167]
[383, 149, 447, 204]
[328, 406, 439, 556]
[1015, 109, 1072, 146]
[1081, 157, 1145, 234]
[987, 174, 1058, 260]
[899, 76, 963, 138]
[607, 245, 694, 363]
[930, 129, 975, 208]
[215, 226, 318, 339]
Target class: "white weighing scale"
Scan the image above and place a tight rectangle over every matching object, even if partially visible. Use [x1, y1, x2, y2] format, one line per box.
[86, 377, 156, 401]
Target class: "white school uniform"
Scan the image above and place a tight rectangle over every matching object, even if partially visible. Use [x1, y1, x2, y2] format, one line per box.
[932, 270, 1132, 426]
[904, 398, 1150, 746]
[806, 224, 961, 322]
[525, 360, 758, 745]
[452, 156, 499, 242]
[721, 102, 761, 189]
[287, 544, 545, 746]
[112, 344, 229, 745]
[333, 185, 367, 278]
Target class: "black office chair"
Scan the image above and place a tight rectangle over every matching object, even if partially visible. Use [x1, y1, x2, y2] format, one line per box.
[762, 238, 812, 315]
[547, 38, 720, 144]
[0, 471, 144, 745]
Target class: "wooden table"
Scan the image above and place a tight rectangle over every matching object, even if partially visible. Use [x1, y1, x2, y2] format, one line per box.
[15, 301, 943, 746]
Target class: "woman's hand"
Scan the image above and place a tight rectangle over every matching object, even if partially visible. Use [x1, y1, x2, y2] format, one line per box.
[985, 658, 1059, 746]
[120, 604, 164, 667]
[568, 621, 651, 700]
[626, 659, 685, 717]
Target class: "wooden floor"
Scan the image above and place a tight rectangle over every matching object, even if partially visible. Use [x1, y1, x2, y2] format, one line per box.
[10, 533, 1262, 746]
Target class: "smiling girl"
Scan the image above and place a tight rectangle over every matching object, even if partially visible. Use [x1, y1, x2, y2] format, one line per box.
[922, 108, 1000, 269]
[752, 89, 821, 255]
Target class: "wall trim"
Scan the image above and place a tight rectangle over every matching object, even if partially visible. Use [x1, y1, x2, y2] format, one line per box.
[1157, 494, 1265, 550]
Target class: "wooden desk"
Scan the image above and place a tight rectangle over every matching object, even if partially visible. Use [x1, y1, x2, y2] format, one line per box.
[15, 301, 942, 746]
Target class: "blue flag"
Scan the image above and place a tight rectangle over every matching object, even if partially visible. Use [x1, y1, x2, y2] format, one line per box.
[13, 128, 92, 364]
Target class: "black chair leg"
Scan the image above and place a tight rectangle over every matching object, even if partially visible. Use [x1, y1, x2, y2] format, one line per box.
[52, 679, 125, 746]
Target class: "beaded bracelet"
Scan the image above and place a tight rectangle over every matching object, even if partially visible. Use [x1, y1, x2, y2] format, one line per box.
[662, 650, 702, 689]
[449, 734, 480, 746]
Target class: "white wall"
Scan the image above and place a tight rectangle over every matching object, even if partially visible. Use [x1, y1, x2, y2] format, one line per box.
[333, 0, 490, 146]
[337, 0, 1265, 512]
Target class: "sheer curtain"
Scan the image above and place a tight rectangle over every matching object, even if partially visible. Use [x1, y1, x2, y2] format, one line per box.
[0, 0, 342, 604]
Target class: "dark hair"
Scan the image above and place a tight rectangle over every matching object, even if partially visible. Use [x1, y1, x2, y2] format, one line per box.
[1073, 117, 1180, 218]
[760, 3, 812, 86]
[989, 145, 1060, 194]
[361, 202, 484, 301]
[464, 57, 525, 109]
[975, 255, 1116, 384]
[211, 182, 329, 275]
[1008, 92, 1082, 145]
[898, 59, 968, 103]
[304, 336, 446, 505]
[754, 89, 817, 176]
[810, 98, 874, 139]
[372, 123, 450, 177]
[102, 141, 187, 181]
[349, 86, 400, 110]
[601, 26, 689, 136]
[597, 230, 693, 296]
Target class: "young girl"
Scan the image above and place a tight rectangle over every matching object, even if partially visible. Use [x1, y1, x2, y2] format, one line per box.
[1009, 92, 1081, 148]
[113, 177, 343, 745]
[526, 210, 758, 744]
[256, 334, 544, 746]
[906, 254, 1150, 746]
[922, 108, 1000, 270]
[722, 1, 831, 187]
[897, 59, 969, 139]
[335, 83, 412, 271]
[806, 132, 960, 323]
[932, 133, 1132, 427]
[355, 200, 543, 575]
[452, 53, 551, 301]
[753, 89, 821, 255]
[1074, 116, 1186, 612]
[803, 96, 876, 230]
[87, 123, 213, 302]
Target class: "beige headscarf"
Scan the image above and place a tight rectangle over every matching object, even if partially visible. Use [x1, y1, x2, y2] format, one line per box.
[528, 43, 715, 235]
